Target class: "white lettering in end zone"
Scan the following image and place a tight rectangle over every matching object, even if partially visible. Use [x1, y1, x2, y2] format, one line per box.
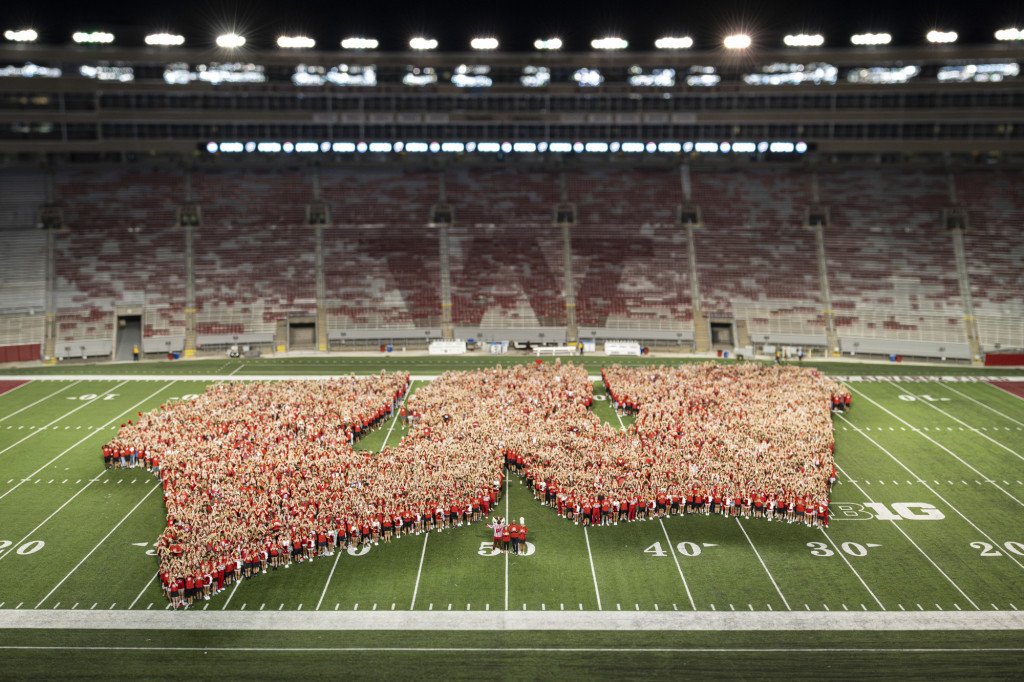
[830, 503, 944, 521]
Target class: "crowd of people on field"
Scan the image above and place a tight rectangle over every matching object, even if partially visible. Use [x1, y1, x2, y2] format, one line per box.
[102, 361, 845, 607]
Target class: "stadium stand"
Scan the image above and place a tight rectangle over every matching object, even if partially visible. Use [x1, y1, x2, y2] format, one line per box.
[690, 168, 824, 341]
[1, 163, 1020, 360]
[955, 170, 1024, 351]
[323, 224, 442, 328]
[819, 169, 966, 344]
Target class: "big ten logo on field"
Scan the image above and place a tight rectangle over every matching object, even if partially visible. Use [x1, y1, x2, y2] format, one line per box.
[832, 502, 945, 521]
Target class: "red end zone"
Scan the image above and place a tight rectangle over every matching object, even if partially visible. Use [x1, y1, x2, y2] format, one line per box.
[0, 380, 29, 396]
[988, 381, 1024, 401]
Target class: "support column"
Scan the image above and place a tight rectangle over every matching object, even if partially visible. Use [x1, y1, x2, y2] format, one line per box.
[315, 223, 328, 351]
[813, 225, 839, 355]
[43, 229, 56, 363]
[686, 224, 709, 352]
[42, 166, 57, 363]
[183, 225, 196, 356]
[561, 222, 578, 343]
[439, 221, 453, 340]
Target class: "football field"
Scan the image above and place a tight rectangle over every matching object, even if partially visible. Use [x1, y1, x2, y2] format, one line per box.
[0, 357, 1022, 678]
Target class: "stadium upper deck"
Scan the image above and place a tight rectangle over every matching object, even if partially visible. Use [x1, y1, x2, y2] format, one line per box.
[1, 42, 1023, 156]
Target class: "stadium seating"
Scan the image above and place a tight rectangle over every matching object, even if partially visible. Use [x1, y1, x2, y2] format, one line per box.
[570, 224, 692, 329]
[1, 165, 1018, 354]
[448, 223, 566, 327]
[690, 169, 823, 335]
[955, 171, 1024, 349]
[818, 169, 965, 343]
[323, 224, 442, 328]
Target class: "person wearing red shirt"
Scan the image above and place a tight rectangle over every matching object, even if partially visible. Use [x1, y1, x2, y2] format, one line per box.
[518, 517, 527, 554]
[508, 521, 520, 554]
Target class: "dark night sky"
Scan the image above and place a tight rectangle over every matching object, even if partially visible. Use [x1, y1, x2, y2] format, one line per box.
[3, 0, 1022, 50]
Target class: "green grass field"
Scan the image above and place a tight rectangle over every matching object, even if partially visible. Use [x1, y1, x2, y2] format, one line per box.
[0, 356, 1022, 678]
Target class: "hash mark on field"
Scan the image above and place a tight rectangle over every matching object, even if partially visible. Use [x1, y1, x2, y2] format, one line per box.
[278, 604, 284, 611]
[992, 604, 1000, 611]
[259, 604, 265, 611]
[730, 604, 735, 611]
[428, 604, 432, 611]
[202, 604, 208, 611]
[936, 604, 942, 611]
[823, 604, 829, 611]
[52, 603, 59, 609]
[579, 604, 583, 611]
[917, 604, 924, 611]
[711, 604, 716, 611]
[372, 604, 376, 611]
[767, 604, 773, 611]
[392, 603, 396, 611]
[447, 604, 452, 611]
[71, 603, 78, 610]
[842, 604, 849, 611]
[108, 604, 116, 610]
[90, 604, 96, 610]
[1011, 604, 1018, 611]
[954, 604, 961, 611]
[541, 604, 546, 611]
[804, 604, 810, 611]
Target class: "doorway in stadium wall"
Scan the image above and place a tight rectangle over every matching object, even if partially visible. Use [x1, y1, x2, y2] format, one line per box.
[115, 314, 142, 362]
[709, 321, 735, 349]
[288, 318, 316, 351]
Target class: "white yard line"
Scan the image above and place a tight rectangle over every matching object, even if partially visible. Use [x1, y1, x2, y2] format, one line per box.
[658, 518, 696, 610]
[35, 484, 161, 608]
[128, 572, 160, 610]
[937, 382, 1024, 427]
[817, 528, 886, 611]
[0, 381, 81, 424]
[409, 532, 430, 611]
[316, 550, 344, 611]
[0, 380, 174, 504]
[834, 464, 980, 610]
[221, 578, 242, 610]
[228, 364, 245, 376]
[886, 380, 1024, 462]
[0, 380, 117, 460]
[0, 381, 177, 560]
[583, 527, 602, 611]
[733, 518, 790, 611]
[836, 412, 1024, 573]
[3, 610, 1023, 630]
[3, 645, 1023, 653]
[847, 384, 1024, 507]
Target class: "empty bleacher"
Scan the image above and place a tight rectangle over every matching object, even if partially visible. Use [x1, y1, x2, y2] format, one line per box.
[955, 170, 1024, 350]
[820, 169, 965, 343]
[691, 169, 823, 335]
[323, 224, 441, 328]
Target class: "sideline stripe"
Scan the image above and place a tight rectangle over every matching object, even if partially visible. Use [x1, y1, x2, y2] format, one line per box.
[1, 645, 1022, 653]
[848, 383, 1024, 507]
[734, 518, 790, 611]
[834, 463, 979, 610]
[2, 610, 1022, 630]
[0, 380, 81, 424]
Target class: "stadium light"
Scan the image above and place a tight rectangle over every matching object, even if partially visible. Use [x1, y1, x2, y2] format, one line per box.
[655, 36, 693, 49]
[723, 34, 751, 49]
[73, 31, 114, 44]
[341, 37, 379, 49]
[926, 30, 958, 44]
[277, 35, 315, 48]
[784, 33, 824, 47]
[591, 37, 628, 50]
[470, 37, 498, 50]
[534, 37, 562, 50]
[145, 33, 185, 46]
[851, 32, 891, 45]
[995, 28, 1023, 41]
[4, 29, 38, 42]
[409, 37, 438, 50]
[216, 33, 245, 48]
